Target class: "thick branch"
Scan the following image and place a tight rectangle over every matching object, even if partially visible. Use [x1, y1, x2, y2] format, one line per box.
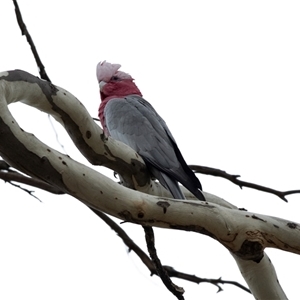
[0, 73, 299, 257]
[0, 168, 249, 293]
[0, 70, 233, 204]
[233, 253, 287, 299]
[0, 70, 296, 299]
[0, 69, 151, 191]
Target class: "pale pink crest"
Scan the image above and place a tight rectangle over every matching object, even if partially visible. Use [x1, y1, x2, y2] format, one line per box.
[114, 70, 133, 80]
[96, 61, 133, 82]
[96, 61, 121, 82]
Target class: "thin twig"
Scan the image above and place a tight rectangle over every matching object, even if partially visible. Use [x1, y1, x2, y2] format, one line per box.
[12, 0, 51, 82]
[0, 162, 64, 195]
[8, 181, 41, 202]
[190, 165, 300, 202]
[163, 268, 251, 293]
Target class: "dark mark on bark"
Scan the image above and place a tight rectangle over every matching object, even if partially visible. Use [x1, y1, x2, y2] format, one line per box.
[119, 210, 134, 222]
[235, 240, 264, 262]
[181, 201, 214, 208]
[137, 212, 144, 218]
[287, 222, 297, 229]
[157, 201, 170, 214]
[86, 130, 91, 139]
[100, 132, 108, 142]
[251, 215, 266, 222]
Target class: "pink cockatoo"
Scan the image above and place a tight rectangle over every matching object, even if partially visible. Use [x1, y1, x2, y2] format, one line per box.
[96, 61, 205, 201]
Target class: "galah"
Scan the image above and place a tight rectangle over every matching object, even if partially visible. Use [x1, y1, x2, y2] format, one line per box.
[96, 61, 205, 201]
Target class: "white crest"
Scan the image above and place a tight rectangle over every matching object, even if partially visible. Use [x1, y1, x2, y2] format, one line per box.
[96, 61, 133, 82]
[96, 61, 121, 82]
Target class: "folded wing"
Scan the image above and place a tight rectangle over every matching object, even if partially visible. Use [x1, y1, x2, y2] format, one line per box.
[104, 95, 205, 201]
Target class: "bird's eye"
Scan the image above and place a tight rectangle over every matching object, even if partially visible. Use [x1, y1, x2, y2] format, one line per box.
[111, 75, 119, 81]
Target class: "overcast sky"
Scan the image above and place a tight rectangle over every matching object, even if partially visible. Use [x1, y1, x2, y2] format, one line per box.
[1, 1, 300, 299]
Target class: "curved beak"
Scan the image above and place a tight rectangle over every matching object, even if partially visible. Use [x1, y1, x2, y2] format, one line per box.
[99, 81, 107, 91]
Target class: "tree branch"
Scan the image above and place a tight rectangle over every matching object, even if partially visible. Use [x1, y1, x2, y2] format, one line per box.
[6, 2, 296, 298]
[0, 168, 250, 294]
[0, 160, 64, 194]
[12, 0, 51, 82]
[91, 209, 251, 294]
[0, 71, 294, 299]
[190, 165, 300, 202]
[1, 72, 299, 256]
[233, 253, 287, 299]
[143, 226, 185, 299]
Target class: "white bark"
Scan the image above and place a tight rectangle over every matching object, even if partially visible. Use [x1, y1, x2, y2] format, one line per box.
[1, 70, 298, 299]
[233, 253, 287, 299]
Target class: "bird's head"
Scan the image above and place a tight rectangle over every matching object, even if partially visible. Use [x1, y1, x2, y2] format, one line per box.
[96, 61, 142, 100]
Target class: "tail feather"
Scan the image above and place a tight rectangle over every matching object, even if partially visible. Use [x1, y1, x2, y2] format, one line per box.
[191, 187, 206, 201]
[160, 172, 205, 201]
[149, 166, 185, 199]
[147, 164, 206, 201]
[160, 173, 186, 199]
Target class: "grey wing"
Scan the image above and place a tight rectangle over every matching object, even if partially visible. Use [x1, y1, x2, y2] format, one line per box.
[104, 95, 204, 200]
[104, 95, 179, 169]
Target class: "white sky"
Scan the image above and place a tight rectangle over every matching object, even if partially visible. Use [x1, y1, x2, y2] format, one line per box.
[1, 1, 300, 299]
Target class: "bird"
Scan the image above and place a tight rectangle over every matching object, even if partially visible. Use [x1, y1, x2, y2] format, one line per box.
[96, 61, 205, 201]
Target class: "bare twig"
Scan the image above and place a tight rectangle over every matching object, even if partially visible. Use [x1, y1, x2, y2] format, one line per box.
[12, 0, 51, 82]
[143, 226, 185, 300]
[8, 181, 41, 202]
[162, 268, 251, 294]
[190, 165, 300, 202]
[0, 161, 64, 194]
